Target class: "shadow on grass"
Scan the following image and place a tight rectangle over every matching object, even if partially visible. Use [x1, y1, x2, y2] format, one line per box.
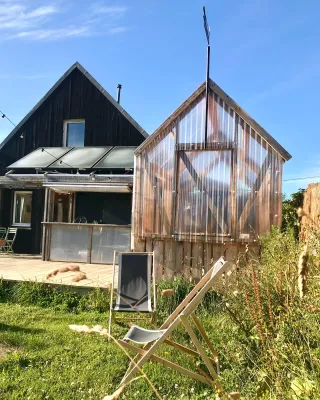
[0, 323, 44, 334]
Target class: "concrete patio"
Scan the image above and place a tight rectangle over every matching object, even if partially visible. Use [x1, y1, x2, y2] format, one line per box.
[0, 254, 117, 290]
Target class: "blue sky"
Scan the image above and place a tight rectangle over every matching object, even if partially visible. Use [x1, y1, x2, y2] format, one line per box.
[0, 0, 319, 196]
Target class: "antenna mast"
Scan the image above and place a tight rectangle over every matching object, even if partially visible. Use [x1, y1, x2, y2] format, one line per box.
[203, 6, 210, 147]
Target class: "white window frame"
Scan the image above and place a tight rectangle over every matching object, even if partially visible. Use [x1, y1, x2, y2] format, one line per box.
[63, 119, 85, 147]
[12, 191, 32, 227]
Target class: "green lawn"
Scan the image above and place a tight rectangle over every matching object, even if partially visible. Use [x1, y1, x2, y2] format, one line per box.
[1, 227, 320, 399]
[0, 303, 226, 400]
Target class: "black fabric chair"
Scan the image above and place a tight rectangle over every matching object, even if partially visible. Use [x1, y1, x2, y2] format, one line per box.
[108, 251, 156, 337]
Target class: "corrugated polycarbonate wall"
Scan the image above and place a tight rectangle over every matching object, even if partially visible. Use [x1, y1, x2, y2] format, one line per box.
[134, 88, 283, 243]
[135, 126, 175, 237]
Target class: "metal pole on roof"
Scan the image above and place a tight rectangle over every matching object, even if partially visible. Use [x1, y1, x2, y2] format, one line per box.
[203, 6, 210, 148]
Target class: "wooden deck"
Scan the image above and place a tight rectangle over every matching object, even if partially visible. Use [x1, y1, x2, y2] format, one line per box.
[0, 254, 117, 289]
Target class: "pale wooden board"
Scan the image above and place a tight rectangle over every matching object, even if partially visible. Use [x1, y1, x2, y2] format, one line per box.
[153, 240, 164, 280]
[163, 240, 176, 279]
[0, 254, 116, 288]
[191, 242, 203, 282]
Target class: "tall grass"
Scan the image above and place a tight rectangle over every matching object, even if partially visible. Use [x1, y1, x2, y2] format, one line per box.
[220, 226, 320, 399]
[0, 280, 110, 313]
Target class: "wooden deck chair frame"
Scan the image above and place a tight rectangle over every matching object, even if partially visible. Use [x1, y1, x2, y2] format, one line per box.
[1, 228, 17, 253]
[108, 251, 157, 338]
[0, 228, 7, 252]
[116, 257, 238, 398]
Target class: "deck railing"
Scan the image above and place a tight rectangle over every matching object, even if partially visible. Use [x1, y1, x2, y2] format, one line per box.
[42, 222, 131, 264]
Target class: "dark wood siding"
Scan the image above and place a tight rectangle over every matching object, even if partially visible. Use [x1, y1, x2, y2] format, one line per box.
[0, 68, 145, 175]
[1, 189, 44, 254]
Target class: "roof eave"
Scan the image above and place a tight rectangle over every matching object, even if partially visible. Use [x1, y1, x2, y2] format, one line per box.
[135, 79, 291, 162]
[208, 80, 291, 162]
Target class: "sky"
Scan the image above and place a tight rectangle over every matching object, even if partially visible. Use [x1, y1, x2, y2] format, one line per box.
[0, 0, 320, 196]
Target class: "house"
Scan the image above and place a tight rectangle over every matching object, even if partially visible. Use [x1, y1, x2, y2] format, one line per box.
[131, 79, 291, 280]
[0, 62, 147, 259]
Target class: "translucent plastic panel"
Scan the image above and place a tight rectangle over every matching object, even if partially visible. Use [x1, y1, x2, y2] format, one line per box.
[91, 226, 131, 264]
[235, 118, 282, 238]
[207, 92, 235, 144]
[178, 93, 206, 145]
[176, 150, 231, 239]
[137, 127, 175, 237]
[50, 225, 89, 262]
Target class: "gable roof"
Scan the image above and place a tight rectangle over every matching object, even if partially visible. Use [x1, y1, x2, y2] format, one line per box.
[135, 79, 291, 161]
[0, 62, 148, 151]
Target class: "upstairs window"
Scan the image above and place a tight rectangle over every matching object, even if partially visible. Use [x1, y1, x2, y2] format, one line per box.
[13, 191, 32, 227]
[63, 120, 85, 147]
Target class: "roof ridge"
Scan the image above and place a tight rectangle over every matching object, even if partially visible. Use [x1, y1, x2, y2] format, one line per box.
[0, 62, 148, 151]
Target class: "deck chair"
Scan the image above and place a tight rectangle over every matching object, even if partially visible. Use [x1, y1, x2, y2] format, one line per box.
[116, 257, 239, 398]
[108, 251, 156, 337]
[0, 228, 17, 253]
[0, 228, 6, 252]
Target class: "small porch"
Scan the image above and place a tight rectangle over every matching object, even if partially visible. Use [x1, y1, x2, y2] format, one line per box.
[0, 254, 117, 289]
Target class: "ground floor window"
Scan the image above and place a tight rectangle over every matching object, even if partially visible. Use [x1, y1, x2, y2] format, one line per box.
[13, 191, 32, 227]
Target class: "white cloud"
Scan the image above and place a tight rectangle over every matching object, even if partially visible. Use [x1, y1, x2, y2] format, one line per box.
[0, 3, 58, 30]
[14, 26, 90, 40]
[0, 1, 129, 41]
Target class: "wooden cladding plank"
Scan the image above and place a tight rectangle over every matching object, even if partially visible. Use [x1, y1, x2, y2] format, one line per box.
[211, 244, 225, 264]
[164, 240, 176, 279]
[175, 241, 184, 274]
[146, 238, 153, 253]
[203, 243, 212, 273]
[153, 240, 164, 281]
[134, 237, 146, 252]
[191, 242, 203, 282]
[225, 244, 239, 263]
[183, 241, 192, 282]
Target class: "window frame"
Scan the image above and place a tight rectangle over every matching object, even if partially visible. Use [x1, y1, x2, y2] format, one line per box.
[12, 190, 32, 227]
[63, 119, 85, 147]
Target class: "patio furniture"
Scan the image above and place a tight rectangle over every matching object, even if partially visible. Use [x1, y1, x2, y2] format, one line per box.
[108, 251, 156, 337]
[115, 257, 239, 397]
[0, 228, 6, 252]
[0, 227, 6, 238]
[0, 228, 18, 253]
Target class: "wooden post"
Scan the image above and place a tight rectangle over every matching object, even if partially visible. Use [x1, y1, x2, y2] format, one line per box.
[41, 188, 49, 261]
[87, 226, 93, 264]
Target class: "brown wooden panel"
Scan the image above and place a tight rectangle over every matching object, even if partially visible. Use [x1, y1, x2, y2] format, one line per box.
[183, 241, 192, 281]
[203, 242, 212, 273]
[191, 242, 203, 282]
[164, 240, 176, 279]
[175, 241, 184, 274]
[153, 240, 164, 280]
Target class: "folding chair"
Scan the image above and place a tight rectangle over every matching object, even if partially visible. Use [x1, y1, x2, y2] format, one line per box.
[1, 228, 18, 253]
[108, 251, 156, 337]
[0, 228, 6, 253]
[116, 257, 239, 398]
